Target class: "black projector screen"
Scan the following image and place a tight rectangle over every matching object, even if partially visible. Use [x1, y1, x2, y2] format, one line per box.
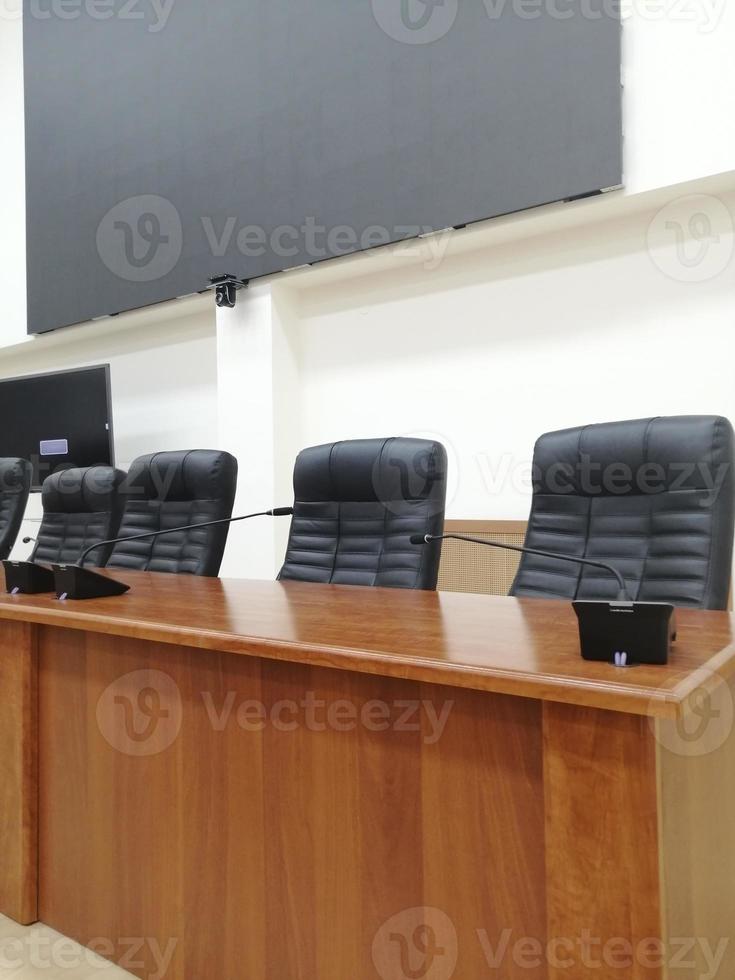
[24, 0, 622, 335]
[0, 366, 114, 489]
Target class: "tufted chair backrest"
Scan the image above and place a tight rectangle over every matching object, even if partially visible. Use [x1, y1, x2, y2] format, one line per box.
[106, 450, 238, 577]
[0, 457, 32, 561]
[278, 437, 447, 590]
[510, 416, 735, 609]
[32, 466, 127, 567]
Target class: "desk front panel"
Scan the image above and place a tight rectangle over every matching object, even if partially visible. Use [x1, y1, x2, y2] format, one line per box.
[34, 625, 665, 980]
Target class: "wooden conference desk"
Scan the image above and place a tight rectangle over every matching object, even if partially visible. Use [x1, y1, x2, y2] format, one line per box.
[1, 570, 735, 980]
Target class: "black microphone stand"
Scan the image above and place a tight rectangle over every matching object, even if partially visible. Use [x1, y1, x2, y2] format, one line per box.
[4, 508, 294, 599]
[415, 532, 675, 666]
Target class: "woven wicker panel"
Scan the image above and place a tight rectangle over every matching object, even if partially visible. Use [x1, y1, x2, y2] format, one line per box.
[437, 522, 527, 596]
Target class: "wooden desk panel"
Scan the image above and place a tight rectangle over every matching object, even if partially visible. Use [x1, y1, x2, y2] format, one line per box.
[37, 627, 548, 980]
[0, 574, 733, 979]
[0, 621, 37, 925]
[544, 704, 662, 980]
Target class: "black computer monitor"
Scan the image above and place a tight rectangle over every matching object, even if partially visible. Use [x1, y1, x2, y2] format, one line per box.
[0, 365, 114, 490]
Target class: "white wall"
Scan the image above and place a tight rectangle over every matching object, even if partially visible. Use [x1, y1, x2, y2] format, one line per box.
[623, 3, 735, 193]
[291, 188, 735, 523]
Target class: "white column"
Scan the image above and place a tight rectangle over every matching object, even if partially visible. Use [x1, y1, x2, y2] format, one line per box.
[216, 282, 300, 579]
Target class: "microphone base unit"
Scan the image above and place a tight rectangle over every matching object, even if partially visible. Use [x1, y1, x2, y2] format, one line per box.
[51, 565, 131, 601]
[3, 560, 56, 595]
[573, 600, 676, 666]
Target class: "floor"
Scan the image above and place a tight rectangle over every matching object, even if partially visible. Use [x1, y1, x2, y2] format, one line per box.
[0, 917, 133, 979]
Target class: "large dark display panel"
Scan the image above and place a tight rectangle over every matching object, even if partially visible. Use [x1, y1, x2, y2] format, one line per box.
[0, 366, 114, 488]
[25, 0, 622, 334]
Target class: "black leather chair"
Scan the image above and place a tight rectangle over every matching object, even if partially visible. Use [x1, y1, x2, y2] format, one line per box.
[31, 466, 127, 567]
[510, 416, 735, 608]
[106, 450, 238, 577]
[0, 458, 32, 560]
[278, 437, 447, 590]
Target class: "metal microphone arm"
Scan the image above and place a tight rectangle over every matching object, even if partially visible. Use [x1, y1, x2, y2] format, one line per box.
[77, 508, 293, 568]
[421, 532, 630, 601]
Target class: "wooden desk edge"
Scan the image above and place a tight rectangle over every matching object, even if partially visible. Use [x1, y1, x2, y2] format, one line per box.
[666, 640, 735, 707]
[0, 600, 693, 719]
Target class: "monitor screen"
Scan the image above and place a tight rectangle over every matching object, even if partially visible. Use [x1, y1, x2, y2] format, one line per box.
[0, 365, 114, 490]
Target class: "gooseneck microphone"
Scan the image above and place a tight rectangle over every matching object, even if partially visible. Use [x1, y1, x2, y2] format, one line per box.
[411, 532, 630, 600]
[4, 507, 294, 600]
[77, 507, 294, 568]
[50, 506, 295, 600]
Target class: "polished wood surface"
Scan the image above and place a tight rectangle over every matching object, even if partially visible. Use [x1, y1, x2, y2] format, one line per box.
[37, 621, 730, 980]
[420, 684, 546, 979]
[0, 569, 733, 718]
[38, 628, 548, 980]
[656, 670, 735, 979]
[2, 572, 735, 978]
[544, 704, 662, 979]
[0, 621, 37, 925]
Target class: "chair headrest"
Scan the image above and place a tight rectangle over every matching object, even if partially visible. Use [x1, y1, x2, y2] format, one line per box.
[533, 416, 734, 496]
[0, 458, 32, 494]
[42, 466, 126, 514]
[293, 437, 447, 505]
[125, 450, 238, 503]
